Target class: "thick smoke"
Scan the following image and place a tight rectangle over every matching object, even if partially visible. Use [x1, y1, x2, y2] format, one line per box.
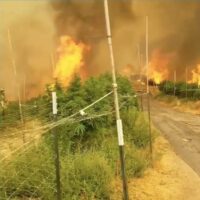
[1, 0, 200, 100]
[0, 1, 55, 100]
[52, 1, 200, 81]
[51, 0, 135, 76]
[131, 1, 200, 80]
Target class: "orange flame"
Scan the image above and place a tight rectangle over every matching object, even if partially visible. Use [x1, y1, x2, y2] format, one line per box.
[189, 65, 200, 86]
[54, 35, 88, 86]
[149, 49, 174, 84]
[149, 68, 164, 84]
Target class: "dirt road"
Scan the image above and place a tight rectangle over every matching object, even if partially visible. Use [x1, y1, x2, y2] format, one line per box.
[148, 98, 200, 176]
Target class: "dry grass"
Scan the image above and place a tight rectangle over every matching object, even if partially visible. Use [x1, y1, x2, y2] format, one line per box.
[112, 136, 200, 200]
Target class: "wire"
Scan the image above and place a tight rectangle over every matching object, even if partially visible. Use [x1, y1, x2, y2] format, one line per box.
[1, 111, 114, 199]
[3, 156, 55, 199]
[120, 92, 148, 99]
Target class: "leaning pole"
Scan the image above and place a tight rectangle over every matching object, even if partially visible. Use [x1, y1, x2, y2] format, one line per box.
[103, 1, 129, 199]
[146, 16, 153, 160]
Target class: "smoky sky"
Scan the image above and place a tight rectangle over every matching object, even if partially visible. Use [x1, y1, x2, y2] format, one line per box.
[1, 0, 200, 99]
[51, 1, 200, 80]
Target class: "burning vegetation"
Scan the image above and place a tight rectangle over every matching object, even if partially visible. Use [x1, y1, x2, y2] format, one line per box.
[54, 36, 89, 86]
[1, 1, 200, 99]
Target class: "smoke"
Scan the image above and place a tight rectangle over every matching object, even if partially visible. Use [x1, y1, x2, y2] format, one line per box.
[51, 0, 135, 75]
[1, 0, 200, 100]
[52, 0, 200, 81]
[0, 0, 55, 100]
[131, 1, 200, 80]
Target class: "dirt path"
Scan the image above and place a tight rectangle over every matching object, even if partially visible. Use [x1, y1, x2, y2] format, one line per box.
[113, 136, 200, 200]
[147, 98, 200, 176]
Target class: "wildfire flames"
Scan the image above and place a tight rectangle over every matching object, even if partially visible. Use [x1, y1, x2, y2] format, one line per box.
[189, 65, 200, 86]
[53, 37, 200, 89]
[148, 49, 173, 84]
[54, 35, 88, 86]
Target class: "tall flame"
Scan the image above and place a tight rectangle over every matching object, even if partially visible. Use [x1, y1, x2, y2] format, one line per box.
[54, 35, 88, 86]
[149, 49, 174, 84]
[189, 64, 200, 86]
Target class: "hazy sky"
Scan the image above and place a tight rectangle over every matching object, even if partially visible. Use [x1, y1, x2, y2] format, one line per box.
[1, 0, 200, 99]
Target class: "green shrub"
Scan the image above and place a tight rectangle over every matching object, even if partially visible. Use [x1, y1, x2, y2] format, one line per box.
[0, 143, 55, 199]
[0, 143, 113, 200]
[122, 109, 151, 148]
[159, 81, 174, 95]
[0, 74, 151, 199]
[159, 80, 200, 100]
[125, 146, 148, 178]
[62, 153, 113, 200]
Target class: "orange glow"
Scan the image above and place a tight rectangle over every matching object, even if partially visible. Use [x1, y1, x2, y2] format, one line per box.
[189, 65, 200, 86]
[149, 49, 174, 84]
[149, 67, 164, 84]
[54, 35, 88, 86]
[121, 64, 134, 77]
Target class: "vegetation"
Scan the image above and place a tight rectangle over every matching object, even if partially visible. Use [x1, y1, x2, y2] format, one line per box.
[0, 74, 153, 199]
[159, 80, 200, 100]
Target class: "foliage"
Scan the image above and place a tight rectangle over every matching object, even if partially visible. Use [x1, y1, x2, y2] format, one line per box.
[125, 146, 148, 178]
[122, 109, 151, 148]
[0, 143, 112, 200]
[62, 153, 112, 200]
[159, 80, 200, 100]
[0, 73, 153, 199]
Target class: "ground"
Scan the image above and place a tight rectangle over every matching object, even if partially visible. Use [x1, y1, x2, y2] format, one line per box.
[113, 136, 200, 200]
[130, 136, 200, 200]
[149, 97, 200, 175]
[2, 95, 200, 199]
[113, 93, 200, 200]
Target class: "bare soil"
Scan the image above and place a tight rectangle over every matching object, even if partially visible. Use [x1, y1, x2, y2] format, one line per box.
[113, 136, 200, 200]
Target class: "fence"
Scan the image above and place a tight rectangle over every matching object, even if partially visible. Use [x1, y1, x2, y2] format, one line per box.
[0, 89, 125, 199]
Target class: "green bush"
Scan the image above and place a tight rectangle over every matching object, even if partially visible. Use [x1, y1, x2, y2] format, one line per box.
[0, 143, 55, 199]
[159, 80, 200, 100]
[159, 81, 174, 95]
[0, 74, 152, 199]
[62, 153, 113, 200]
[122, 109, 151, 148]
[0, 144, 113, 200]
[125, 146, 148, 178]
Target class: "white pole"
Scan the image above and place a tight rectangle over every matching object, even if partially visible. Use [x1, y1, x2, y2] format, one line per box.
[137, 44, 142, 82]
[23, 73, 26, 102]
[103, 1, 129, 199]
[145, 16, 153, 160]
[7, 29, 24, 124]
[52, 91, 61, 200]
[51, 52, 56, 78]
[52, 92, 58, 115]
[174, 70, 176, 96]
[186, 67, 188, 98]
[146, 16, 149, 94]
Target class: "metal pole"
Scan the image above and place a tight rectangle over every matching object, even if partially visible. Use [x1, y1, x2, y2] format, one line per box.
[137, 45, 143, 84]
[51, 52, 56, 78]
[185, 67, 188, 99]
[52, 92, 61, 200]
[145, 16, 153, 160]
[8, 28, 25, 143]
[147, 94, 152, 158]
[146, 16, 149, 94]
[103, 1, 129, 199]
[174, 70, 176, 96]
[23, 73, 26, 102]
[140, 95, 143, 112]
[7, 29, 24, 124]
